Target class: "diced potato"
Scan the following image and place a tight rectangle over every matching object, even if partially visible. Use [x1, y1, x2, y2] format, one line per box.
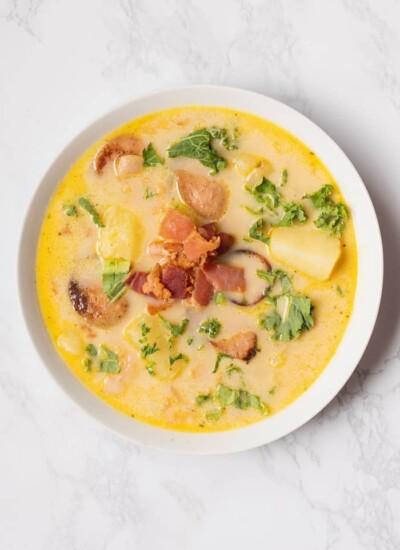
[57, 329, 84, 355]
[233, 153, 272, 177]
[269, 227, 341, 281]
[97, 205, 144, 262]
[123, 314, 186, 380]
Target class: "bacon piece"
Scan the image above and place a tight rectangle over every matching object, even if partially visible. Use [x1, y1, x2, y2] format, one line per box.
[212, 332, 258, 361]
[93, 134, 144, 174]
[159, 209, 196, 241]
[176, 170, 228, 219]
[216, 232, 234, 255]
[147, 302, 173, 315]
[68, 279, 128, 328]
[192, 268, 213, 306]
[148, 240, 183, 257]
[198, 222, 217, 240]
[143, 264, 171, 300]
[203, 263, 245, 292]
[183, 231, 220, 262]
[125, 271, 148, 294]
[161, 264, 189, 299]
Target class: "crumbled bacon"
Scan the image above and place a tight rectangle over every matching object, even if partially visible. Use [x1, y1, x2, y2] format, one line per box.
[126, 210, 240, 307]
[183, 231, 220, 262]
[161, 264, 190, 299]
[143, 264, 171, 300]
[159, 209, 195, 241]
[147, 302, 173, 315]
[198, 222, 217, 240]
[125, 271, 148, 294]
[192, 268, 213, 306]
[148, 240, 183, 257]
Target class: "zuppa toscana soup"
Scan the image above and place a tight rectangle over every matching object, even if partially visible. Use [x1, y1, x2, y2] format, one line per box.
[37, 106, 357, 432]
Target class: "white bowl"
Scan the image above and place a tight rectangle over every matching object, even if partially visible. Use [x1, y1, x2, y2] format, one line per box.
[18, 86, 383, 454]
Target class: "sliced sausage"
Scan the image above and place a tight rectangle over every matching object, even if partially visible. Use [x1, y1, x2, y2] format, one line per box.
[68, 279, 128, 328]
[176, 170, 228, 219]
[211, 332, 258, 361]
[93, 134, 144, 174]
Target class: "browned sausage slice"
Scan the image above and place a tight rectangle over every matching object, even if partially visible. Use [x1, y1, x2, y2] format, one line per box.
[176, 170, 228, 219]
[68, 280, 129, 327]
[211, 331, 258, 361]
[93, 134, 144, 174]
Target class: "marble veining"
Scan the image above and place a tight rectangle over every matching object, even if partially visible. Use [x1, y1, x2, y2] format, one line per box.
[1, 0, 400, 548]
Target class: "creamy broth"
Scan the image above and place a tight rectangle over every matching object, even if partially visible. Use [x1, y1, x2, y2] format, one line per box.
[37, 107, 357, 431]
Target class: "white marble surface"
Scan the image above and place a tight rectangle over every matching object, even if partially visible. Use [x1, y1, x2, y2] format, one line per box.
[1, 0, 400, 548]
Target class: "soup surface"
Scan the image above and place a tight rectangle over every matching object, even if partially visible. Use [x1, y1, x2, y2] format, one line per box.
[37, 106, 357, 432]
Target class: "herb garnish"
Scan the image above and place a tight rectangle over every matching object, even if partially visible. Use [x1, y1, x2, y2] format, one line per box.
[167, 129, 227, 175]
[208, 126, 239, 150]
[64, 204, 78, 217]
[158, 316, 189, 338]
[99, 346, 121, 373]
[169, 353, 189, 366]
[145, 361, 156, 376]
[246, 178, 280, 210]
[212, 352, 231, 374]
[249, 218, 270, 244]
[102, 258, 130, 302]
[85, 344, 98, 357]
[140, 342, 160, 358]
[78, 197, 104, 228]
[196, 394, 210, 405]
[142, 143, 164, 167]
[196, 384, 269, 420]
[214, 292, 226, 305]
[303, 184, 348, 236]
[199, 318, 222, 339]
[276, 201, 307, 227]
[139, 323, 150, 337]
[260, 294, 314, 342]
[143, 187, 157, 199]
[257, 268, 292, 293]
[83, 358, 91, 372]
[279, 169, 288, 186]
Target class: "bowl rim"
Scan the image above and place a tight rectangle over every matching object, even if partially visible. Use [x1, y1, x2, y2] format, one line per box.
[18, 85, 383, 454]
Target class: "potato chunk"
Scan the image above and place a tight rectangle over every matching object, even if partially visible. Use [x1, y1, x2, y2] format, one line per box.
[98, 205, 144, 262]
[123, 314, 187, 380]
[269, 227, 341, 281]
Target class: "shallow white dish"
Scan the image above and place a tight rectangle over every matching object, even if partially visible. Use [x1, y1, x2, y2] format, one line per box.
[18, 85, 383, 454]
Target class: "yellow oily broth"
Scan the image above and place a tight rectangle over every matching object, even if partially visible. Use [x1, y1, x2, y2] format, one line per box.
[36, 106, 357, 432]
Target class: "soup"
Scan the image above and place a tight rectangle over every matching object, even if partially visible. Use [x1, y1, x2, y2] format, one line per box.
[37, 106, 357, 432]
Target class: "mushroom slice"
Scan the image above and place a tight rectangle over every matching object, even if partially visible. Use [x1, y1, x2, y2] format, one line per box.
[93, 134, 144, 174]
[176, 170, 228, 219]
[68, 279, 128, 328]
